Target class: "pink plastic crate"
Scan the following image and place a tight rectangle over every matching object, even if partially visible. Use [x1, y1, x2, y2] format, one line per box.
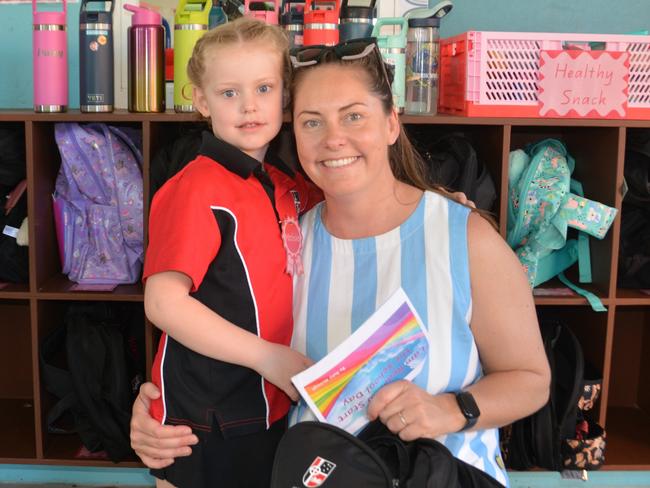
[439, 31, 650, 119]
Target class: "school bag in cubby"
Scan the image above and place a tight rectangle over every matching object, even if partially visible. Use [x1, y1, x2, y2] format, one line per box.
[502, 320, 606, 472]
[53, 123, 144, 284]
[506, 139, 617, 311]
[618, 129, 650, 289]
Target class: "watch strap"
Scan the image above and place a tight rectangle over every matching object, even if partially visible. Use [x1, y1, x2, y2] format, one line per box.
[455, 391, 480, 432]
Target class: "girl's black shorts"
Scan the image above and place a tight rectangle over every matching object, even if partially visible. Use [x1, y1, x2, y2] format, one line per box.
[151, 415, 287, 488]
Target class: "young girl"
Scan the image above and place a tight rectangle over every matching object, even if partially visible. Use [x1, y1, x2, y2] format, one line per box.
[143, 18, 319, 488]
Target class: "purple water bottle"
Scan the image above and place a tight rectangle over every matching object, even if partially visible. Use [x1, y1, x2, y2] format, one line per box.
[33, 0, 68, 112]
[124, 4, 165, 112]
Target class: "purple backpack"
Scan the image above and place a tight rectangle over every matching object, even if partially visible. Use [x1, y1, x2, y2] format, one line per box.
[53, 123, 143, 284]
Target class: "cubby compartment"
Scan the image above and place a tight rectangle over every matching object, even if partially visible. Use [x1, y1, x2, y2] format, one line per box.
[146, 119, 207, 203]
[0, 299, 35, 459]
[605, 307, 650, 468]
[536, 305, 609, 424]
[616, 128, 650, 303]
[404, 123, 506, 217]
[509, 125, 621, 304]
[0, 122, 29, 292]
[36, 299, 144, 465]
[29, 121, 145, 300]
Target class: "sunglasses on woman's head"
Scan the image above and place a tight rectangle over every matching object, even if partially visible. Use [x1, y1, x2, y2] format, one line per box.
[290, 38, 393, 87]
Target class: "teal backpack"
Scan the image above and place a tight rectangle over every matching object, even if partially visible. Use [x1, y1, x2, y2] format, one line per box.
[507, 139, 617, 311]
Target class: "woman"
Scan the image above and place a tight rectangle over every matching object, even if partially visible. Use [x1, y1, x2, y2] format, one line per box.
[130, 39, 550, 486]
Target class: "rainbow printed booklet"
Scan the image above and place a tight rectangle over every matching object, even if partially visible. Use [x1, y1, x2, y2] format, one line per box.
[291, 288, 429, 435]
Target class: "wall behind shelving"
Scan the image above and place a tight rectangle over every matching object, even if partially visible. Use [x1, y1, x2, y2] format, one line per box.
[1, 0, 649, 109]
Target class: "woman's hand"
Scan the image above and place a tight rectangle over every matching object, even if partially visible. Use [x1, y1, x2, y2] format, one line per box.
[255, 342, 314, 402]
[366, 380, 466, 441]
[130, 382, 199, 469]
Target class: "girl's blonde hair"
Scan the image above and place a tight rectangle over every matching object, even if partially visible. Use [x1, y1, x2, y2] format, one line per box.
[187, 17, 291, 90]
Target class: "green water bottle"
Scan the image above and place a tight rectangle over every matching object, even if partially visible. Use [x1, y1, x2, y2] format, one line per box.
[372, 17, 408, 113]
[174, 0, 211, 113]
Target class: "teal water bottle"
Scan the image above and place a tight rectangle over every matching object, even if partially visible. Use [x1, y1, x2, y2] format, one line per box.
[372, 17, 408, 113]
[209, 0, 228, 28]
[339, 0, 375, 42]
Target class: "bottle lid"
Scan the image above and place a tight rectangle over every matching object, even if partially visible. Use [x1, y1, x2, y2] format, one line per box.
[280, 8, 303, 25]
[33, 11, 66, 26]
[80, 10, 113, 24]
[340, 4, 374, 19]
[408, 17, 440, 27]
[175, 0, 211, 26]
[123, 3, 162, 26]
[33, 0, 67, 25]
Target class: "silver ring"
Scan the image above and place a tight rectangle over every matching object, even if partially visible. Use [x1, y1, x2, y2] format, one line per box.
[398, 411, 407, 427]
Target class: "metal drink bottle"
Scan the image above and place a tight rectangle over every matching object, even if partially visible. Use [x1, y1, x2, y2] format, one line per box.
[174, 0, 211, 112]
[339, 0, 375, 42]
[303, 0, 340, 46]
[124, 4, 165, 112]
[244, 0, 279, 24]
[372, 17, 408, 113]
[79, 0, 114, 112]
[280, 0, 304, 49]
[33, 0, 68, 112]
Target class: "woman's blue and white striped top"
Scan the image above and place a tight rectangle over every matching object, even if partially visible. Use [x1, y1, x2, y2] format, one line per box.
[289, 191, 509, 487]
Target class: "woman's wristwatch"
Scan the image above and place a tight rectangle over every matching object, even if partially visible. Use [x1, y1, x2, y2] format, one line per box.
[455, 391, 480, 432]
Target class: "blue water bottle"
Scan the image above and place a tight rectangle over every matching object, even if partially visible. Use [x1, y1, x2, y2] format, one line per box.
[79, 0, 114, 112]
[339, 0, 375, 42]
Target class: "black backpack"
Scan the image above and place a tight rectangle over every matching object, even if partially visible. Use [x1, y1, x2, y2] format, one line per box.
[39, 302, 145, 462]
[503, 321, 604, 471]
[271, 420, 503, 488]
[0, 125, 27, 189]
[618, 129, 650, 288]
[0, 179, 29, 283]
[409, 131, 498, 211]
[0, 125, 28, 284]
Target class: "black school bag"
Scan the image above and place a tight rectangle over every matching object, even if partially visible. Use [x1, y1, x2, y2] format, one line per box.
[0, 180, 29, 283]
[0, 126, 26, 189]
[271, 420, 503, 488]
[409, 131, 497, 211]
[39, 302, 145, 462]
[618, 129, 650, 288]
[504, 321, 605, 471]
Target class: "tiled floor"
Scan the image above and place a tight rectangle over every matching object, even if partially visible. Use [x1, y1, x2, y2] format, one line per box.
[3, 467, 650, 488]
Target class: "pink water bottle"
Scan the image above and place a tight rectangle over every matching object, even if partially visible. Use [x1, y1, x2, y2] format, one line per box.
[33, 0, 68, 112]
[124, 4, 165, 112]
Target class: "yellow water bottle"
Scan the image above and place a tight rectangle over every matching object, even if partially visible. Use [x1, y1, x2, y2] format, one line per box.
[174, 0, 211, 112]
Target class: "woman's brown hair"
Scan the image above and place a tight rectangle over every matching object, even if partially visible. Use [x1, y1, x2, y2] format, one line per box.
[290, 49, 495, 225]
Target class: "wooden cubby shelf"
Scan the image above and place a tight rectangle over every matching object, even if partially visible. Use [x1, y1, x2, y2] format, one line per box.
[0, 110, 648, 469]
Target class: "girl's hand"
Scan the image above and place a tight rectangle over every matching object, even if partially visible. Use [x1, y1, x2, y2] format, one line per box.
[130, 382, 199, 469]
[366, 380, 466, 441]
[256, 342, 314, 402]
[450, 191, 476, 208]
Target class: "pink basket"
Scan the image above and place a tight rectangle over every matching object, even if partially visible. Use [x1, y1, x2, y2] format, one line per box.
[439, 31, 650, 119]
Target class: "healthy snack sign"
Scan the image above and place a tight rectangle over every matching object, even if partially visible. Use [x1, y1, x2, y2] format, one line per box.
[538, 50, 629, 118]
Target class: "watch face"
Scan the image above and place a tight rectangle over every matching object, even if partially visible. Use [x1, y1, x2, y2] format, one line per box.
[457, 391, 480, 419]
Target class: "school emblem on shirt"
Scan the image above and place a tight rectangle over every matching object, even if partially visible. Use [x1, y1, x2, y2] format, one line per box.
[302, 456, 336, 487]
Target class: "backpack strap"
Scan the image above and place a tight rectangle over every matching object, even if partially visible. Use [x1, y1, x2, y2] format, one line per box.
[557, 272, 606, 312]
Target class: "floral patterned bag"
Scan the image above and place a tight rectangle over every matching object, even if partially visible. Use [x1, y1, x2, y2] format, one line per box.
[507, 139, 617, 311]
[53, 123, 143, 284]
